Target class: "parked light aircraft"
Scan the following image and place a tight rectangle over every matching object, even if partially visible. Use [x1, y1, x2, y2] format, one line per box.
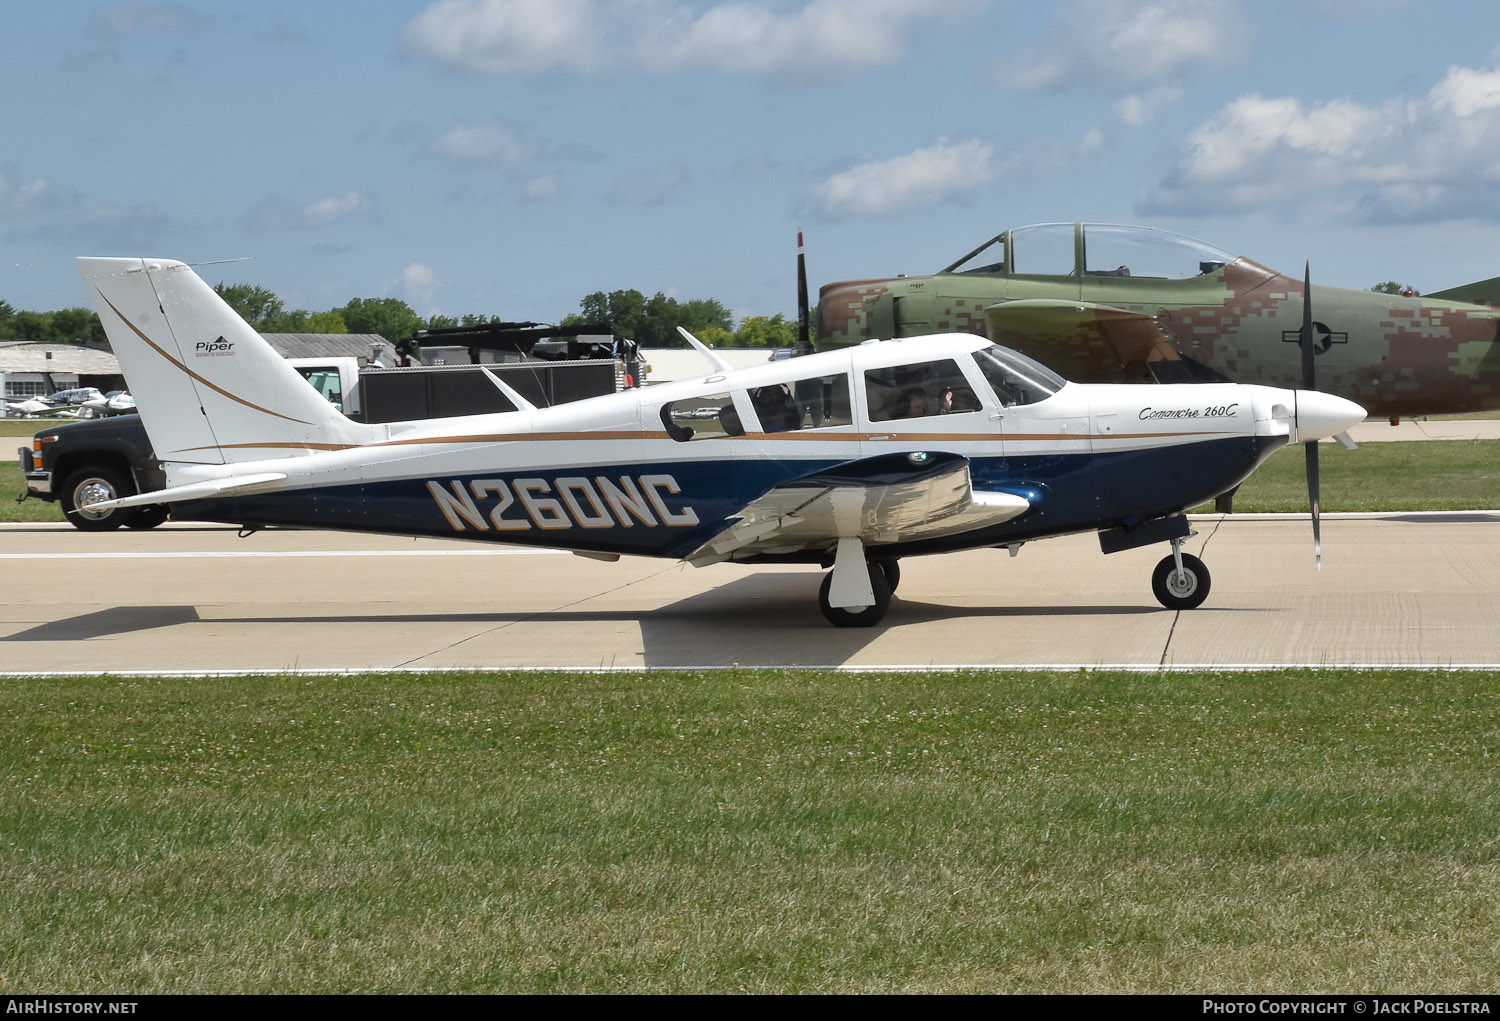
[77, 256, 1364, 626]
[6, 387, 104, 418]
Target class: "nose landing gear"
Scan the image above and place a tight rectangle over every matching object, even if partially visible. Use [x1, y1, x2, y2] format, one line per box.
[1152, 537, 1211, 610]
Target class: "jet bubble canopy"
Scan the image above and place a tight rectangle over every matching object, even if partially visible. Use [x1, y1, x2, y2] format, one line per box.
[946, 222, 1237, 280]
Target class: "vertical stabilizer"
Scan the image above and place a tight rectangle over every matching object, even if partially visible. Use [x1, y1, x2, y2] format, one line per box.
[78, 257, 375, 464]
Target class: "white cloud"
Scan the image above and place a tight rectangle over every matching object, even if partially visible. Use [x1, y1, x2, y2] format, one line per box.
[245, 191, 376, 231]
[0, 168, 58, 216]
[402, 263, 440, 303]
[88, 1, 213, 37]
[997, 0, 1247, 92]
[1142, 63, 1500, 222]
[814, 139, 998, 219]
[1114, 85, 1185, 127]
[403, 0, 601, 75]
[303, 192, 373, 227]
[609, 162, 689, 205]
[433, 122, 540, 165]
[404, 0, 985, 77]
[523, 174, 562, 200]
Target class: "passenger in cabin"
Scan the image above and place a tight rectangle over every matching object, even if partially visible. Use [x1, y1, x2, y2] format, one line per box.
[892, 387, 928, 419]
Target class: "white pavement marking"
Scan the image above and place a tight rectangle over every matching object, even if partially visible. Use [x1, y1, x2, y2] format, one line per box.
[0, 549, 570, 559]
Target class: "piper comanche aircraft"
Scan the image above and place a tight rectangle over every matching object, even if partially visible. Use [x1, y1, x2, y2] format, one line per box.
[76, 256, 1364, 627]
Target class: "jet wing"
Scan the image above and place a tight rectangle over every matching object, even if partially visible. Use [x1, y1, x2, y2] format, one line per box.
[982, 298, 1181, 381]
[687, 451, 1029, 566]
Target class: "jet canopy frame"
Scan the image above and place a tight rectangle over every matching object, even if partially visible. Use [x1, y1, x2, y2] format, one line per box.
[944, 222, 1236, 281]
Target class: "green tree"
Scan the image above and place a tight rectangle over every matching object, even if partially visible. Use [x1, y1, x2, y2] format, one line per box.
[690, 325, 735, 346]
[261, 308, 310, 333]
[566, 288, 734, 346]
[567, 289, 648, 341]
[338, 297, 425, 344]
[308, 310, 348, 334]
[49, 307, 108, 346]
[734, 313, 797, 348]
[214, 282, 286, 327]
[1371, 281, 1421, 297]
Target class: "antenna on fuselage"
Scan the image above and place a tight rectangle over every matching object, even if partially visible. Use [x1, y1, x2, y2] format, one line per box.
[479, 366, 538, 412]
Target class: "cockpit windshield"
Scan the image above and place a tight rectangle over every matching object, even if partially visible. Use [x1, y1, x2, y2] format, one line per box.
[973, 344, 1066, 406]
[944, 222, 1237, 279]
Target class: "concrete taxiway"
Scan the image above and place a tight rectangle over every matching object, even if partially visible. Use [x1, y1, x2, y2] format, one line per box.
[2, 516, 1496, 672]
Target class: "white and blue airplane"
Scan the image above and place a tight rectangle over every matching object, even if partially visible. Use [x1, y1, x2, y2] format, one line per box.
[76, 256, 1365, 627]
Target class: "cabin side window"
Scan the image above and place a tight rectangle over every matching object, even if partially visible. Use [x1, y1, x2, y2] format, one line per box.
[973, 345, 1066, 407]
[660, 392, 743, 441]
[749, 374, 854, 433]
[864, 358, 981, 422]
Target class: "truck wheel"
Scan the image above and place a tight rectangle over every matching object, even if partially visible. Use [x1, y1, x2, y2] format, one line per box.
[59, 467, 131, 531]
[125, 504, 170, 529]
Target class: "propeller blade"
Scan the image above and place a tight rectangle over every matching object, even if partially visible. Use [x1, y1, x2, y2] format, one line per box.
[796, 228, 813, 356]
[1300, 261, 1315, 390]
[1306, 427, 1322, 570]
[1301, 262, 1321, 568]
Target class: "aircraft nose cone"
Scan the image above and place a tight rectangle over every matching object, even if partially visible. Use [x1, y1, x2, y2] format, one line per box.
[1294, 391, 1366, 443]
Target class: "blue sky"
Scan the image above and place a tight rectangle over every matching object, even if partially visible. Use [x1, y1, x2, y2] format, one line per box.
[6, 0, 1500, 326]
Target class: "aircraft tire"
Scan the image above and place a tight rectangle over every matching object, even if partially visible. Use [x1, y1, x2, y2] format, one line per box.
[818, 564, 892, 628]
[125, 504, 170, 529]
[1152, 553, 1211, 610]
[59, 466, 131, 531]
[877, 559, 901, 593]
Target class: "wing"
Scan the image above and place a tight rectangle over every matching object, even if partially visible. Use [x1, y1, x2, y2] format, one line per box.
[982, 298, 1181, 381]
[687, 452, 1029, 566]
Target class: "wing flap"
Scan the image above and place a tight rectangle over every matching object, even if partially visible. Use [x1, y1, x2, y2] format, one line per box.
[688, 452, 1029, 565]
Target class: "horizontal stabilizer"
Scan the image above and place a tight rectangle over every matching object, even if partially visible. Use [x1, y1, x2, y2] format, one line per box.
[83, 472, 289, 512]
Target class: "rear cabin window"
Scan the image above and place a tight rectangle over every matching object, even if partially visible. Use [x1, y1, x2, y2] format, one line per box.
[864, 358, 981, 422]
[749, 374, 854, 432]
[661, 392, 742, 441]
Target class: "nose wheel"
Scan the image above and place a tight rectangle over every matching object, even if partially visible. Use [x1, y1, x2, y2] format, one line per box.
[1152, 546, 1211, 610]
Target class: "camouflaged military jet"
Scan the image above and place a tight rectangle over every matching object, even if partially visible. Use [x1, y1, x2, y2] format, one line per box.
[814, 222, 1500, 420]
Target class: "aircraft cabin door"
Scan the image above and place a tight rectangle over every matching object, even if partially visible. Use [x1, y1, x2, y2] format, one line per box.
[857, 354, 992, 462]
[972, 344, 1095, 513]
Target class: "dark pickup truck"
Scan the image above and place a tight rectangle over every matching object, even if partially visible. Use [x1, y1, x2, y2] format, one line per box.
[20, 414, 167, 530]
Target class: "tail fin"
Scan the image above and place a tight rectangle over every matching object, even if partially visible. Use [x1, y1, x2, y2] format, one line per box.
[78, 257, 375, 464]
[1427, 276, 1500, 306]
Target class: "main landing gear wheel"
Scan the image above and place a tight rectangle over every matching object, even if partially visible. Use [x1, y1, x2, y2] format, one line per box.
[877, 559, 901, 593]
[125, 504, 170, 529]
[818, 563, 892, 628]
[1152, 553, 1211, 610]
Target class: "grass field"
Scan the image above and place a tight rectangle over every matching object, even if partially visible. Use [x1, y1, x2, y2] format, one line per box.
[1, 667, 1497, 993]
[1187, 439, 1500, 513]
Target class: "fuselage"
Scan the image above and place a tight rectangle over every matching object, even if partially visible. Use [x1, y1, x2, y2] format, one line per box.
[169, 334, 1339, 563]
[815, 223, 1500, 418]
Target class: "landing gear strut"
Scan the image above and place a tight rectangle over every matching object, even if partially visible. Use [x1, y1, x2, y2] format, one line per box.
[818, 563, 891, 627]
[1151, 538, 1211, 610]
